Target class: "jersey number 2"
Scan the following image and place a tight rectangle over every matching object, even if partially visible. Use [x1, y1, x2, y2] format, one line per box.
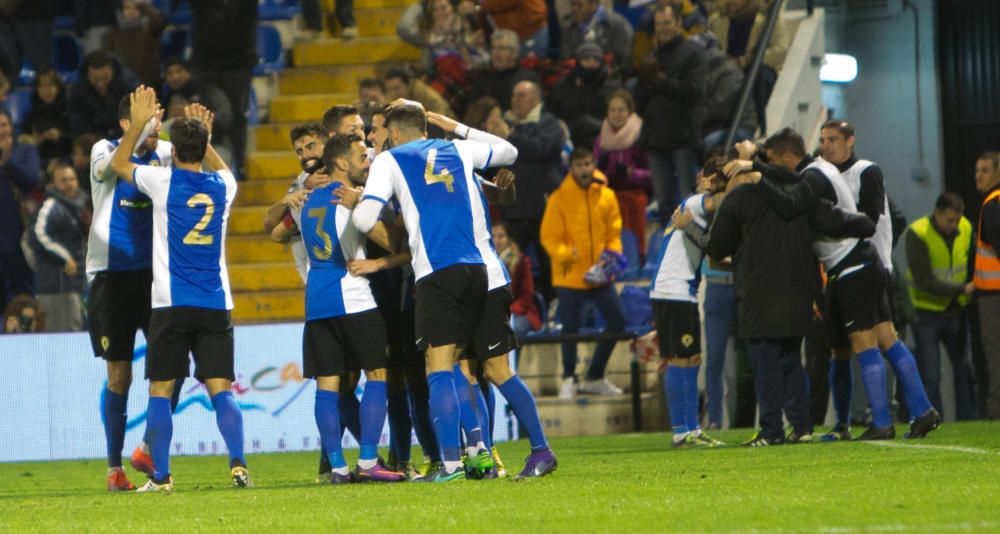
[307, 207, 333, 260]
[424, 149, 454, 192]
[183, 193, 215, 245]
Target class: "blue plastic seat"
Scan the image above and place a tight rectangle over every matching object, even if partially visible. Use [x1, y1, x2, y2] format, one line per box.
[247, 86, 260, 126]
[7, 88, 34, 136]
[254, 24, 285, 76]
[160, 26, 191, 60]
[258, 0, 301, 21]
[53, 33, 81, 80]
[168, 1, 192, 25]
[620, 229, 640, 280]
[642, 225, 665, 278]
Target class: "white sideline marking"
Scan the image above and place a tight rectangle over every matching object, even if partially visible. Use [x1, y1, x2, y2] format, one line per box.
[725, 520, 1000, 534]
[862, 441, 1000, 456]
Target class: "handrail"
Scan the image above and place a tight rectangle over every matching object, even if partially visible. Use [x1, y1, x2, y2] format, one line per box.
[723, 0, 786, 148]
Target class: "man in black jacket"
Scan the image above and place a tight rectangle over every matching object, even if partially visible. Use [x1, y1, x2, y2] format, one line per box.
[163, 58, 234, 153]
[67, 51, 138, 138]
[683, 165, 875, 446]
[503, 79, 565, 298]
[634, 4, 706, 223]
[191, 0, 257, 179]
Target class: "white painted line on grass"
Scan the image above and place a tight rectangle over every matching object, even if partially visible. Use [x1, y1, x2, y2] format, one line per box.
[861, 441, 1000, 456]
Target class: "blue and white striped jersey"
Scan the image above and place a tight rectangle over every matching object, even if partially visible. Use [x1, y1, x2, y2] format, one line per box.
[473, 175, 511, 291]
[294, 182, 377, 320]
[133, 166, 237, 310]
[86, 138, 172, 277]
[650, 193, 708, 303]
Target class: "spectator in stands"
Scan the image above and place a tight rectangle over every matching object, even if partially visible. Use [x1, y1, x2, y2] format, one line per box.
[356, 78, 387, 127]
[707, 0, 789, 131]
[463, 97, 510, 138]
[635, 4, 706, 222]
[70, 133, 98, 196]
[418, 0, 490, 114]
[480, 0, 549, 57]
[27, 70, 72, 162]
[973, 151, 1000, 420]
[191, 0, 257, 178]
[493, 220, 542, 336]
[162, 58, 234, 152]
[593, 89, 650, 264]
[547, 42, 621, 151]
[104, 0, 167, 90]
[3, 293, 45, 333]
[0, 108, 39, 306]
[0, 0, 54, 83]
[24, 162, 89, 332]
[67, 51, 137, 138]
[467, 30, 540, 113]
[383, 66, 455, 117]
[702, 42, 757, 154]
[904, 192, 977, 421]
[73, 0, 117, 53]
[302, 0, 357, 39]
[559, 0, 634, 74]
[503, 80, 565, 299]
[542, 147, 626, 399]
[0, 70, 9, 107]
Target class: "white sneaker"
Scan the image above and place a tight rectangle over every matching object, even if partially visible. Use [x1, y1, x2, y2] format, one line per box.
[558, 377, 576, 400]
[136, 476, 174, 493]
[579, 379, 623, 396]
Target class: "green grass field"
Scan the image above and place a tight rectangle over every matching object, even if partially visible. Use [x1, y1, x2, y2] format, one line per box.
[2, 423, 999, 533]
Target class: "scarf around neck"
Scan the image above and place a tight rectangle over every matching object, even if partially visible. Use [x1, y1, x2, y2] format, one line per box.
[599, 113, 641, 151]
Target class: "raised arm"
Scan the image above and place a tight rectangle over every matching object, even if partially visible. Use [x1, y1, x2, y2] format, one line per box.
[184, 103, 228, 173]
[110, 86, 159, 183]
[427, 112, 519, 167]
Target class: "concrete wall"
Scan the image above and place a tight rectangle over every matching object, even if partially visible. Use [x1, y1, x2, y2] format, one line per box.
[817, 0, 943, 222]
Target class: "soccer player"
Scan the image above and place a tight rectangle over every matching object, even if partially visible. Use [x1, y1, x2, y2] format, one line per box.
[651, 158, 727, 448]
[111, 87, 249, 492]
[87, 93, 180, 491]
[818, 120, 940, 439]
[349, 103, 518, 482]
[277, 133, 407, 483]
[725, 130, 905, 440]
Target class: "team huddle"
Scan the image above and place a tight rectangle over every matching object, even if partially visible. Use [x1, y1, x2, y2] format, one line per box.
[89, 86, 556, 492]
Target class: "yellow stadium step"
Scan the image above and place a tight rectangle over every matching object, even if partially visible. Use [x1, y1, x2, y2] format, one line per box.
[246, 151, 300, 181]
[237, 177, 295, 206]
[228, 206, 271, 235]
[354, 8, 406, 37]
[232, 290, 304, 323]
[269, 93, 356, 123]
[227, 235, 294, 263]
[278, 65, 380, 96]
[325, 0, 409, 11]
[293, 37, 420, 67]
[253, 123, 298, 152]
[229, 262, 303, 292]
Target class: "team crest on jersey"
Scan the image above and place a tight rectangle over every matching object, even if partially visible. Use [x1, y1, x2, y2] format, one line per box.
[149, 160, 160, 166]
[681, 334, 694, 348]
[101, 336, 110, 351]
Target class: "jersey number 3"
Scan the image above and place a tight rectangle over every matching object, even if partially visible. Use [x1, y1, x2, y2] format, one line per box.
[184, 193, 215, 245]
[307, 207, 333, 260]
[424, 149, 454, 192]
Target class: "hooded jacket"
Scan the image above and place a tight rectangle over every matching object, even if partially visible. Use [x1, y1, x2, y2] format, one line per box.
[25, 189, 90, 294]
[540, 170, 623, 289]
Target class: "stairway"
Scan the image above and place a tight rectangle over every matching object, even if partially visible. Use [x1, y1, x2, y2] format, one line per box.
[231, 0, 419, 323]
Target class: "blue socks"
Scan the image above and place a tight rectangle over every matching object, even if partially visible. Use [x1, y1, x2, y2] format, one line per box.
[830, 359, 852, 426]
[103, 389, 128, 467]
[359, 380, 387, 461]
[315, 390, 347, 469]
[454, 366, 485, 447]
[146, 396, 173, 480]
[884, 341, 933, 419]
[497, 375, 548, 451]
[407, 382, 440, 461]
[210, 391, 246, 468]
[665, 366, 689, 434]
[339, 388, 362, 442]
[427, 371, 462, 462]
[386, 388, 412, 463]
[682, 366, 700, 432]
[474, 383, 494, 451]
[858, 348, 892, 428]
[485, 384, 496, 444]
[142, 379, 183, 446]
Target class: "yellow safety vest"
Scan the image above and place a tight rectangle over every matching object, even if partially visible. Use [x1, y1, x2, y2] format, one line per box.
[906, 215, 972, 311]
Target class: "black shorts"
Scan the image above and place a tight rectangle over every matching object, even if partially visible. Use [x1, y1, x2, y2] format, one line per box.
[464, 286, 519, 361]
[303, 309, 389, 378]
[414, 263, 488, 352]
[378, 306, 421, 369]
[652, 300, 701, 358]
[146, 306, 234, 382]
[88, 269, 153, 361]
[826, 263, 892, 348]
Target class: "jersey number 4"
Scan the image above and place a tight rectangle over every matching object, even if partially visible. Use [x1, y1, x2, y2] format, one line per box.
[183, 193, 215, 245]
[424, 149, 454, 192]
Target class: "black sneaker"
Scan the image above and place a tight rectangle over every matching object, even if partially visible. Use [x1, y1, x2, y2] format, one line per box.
[855, 424, 896, 441]
[785, 429, 814, 444]
[905, 408, 941, 439]
[741, 432, 784, 447]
